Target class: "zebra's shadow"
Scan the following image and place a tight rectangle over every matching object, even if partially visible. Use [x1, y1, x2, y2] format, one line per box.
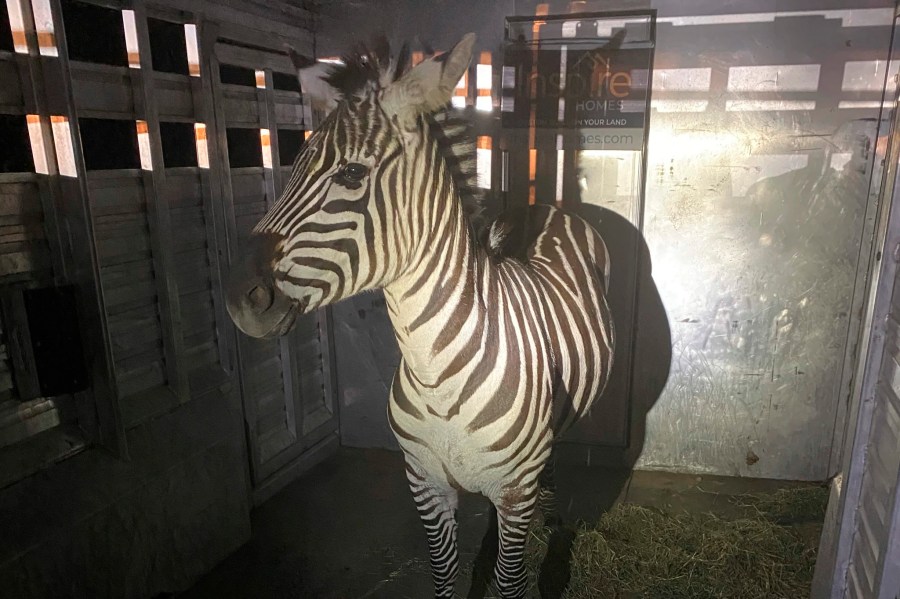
[465, 204, 672, 599]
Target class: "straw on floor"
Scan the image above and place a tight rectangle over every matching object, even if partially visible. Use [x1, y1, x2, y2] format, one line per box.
[522, 486, 828, 599]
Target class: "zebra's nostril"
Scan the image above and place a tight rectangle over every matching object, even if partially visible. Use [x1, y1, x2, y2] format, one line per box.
[248, 284, 273, 312]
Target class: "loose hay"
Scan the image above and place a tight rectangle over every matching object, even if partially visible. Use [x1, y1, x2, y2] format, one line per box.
[523, 486, 828, 599]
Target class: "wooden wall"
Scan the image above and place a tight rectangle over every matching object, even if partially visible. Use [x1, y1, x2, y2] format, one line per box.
[0, 0, 336, 596]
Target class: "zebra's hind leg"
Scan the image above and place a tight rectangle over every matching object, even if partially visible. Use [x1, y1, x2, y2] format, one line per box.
[536, 458, 576, 599]
[406, 462, 460, 598]
[465, 503, 498, 598]
[538, 459, 561, 527]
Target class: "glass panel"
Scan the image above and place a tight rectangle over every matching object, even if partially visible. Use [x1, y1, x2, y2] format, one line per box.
[502, 12, 656, 447]
[502, 12, 654, 226]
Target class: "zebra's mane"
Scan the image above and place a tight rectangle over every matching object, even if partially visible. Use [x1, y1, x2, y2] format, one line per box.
[324, 37, 486, 230]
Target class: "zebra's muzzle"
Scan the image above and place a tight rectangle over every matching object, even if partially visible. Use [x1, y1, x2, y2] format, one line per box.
[225, 233, 299, 339]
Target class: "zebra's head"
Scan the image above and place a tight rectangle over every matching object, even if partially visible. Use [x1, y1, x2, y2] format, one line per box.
[225, 34, 476, 339]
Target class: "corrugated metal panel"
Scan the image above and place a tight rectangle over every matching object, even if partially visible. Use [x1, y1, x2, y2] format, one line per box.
[847, 566, 866, 599]
[847, 293, 900, 598]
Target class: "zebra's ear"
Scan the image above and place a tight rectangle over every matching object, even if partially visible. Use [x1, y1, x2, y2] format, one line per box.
[382, 33, 475, 124]
[287, 46, 340, 119]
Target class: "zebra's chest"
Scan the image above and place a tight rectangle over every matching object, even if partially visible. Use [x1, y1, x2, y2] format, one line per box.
[425, 427, 504, 494]
[388, 391, 524, 495]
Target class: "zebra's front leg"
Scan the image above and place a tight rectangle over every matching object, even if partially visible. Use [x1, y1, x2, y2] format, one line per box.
[493, 491, 539, 598]
[406, 461, 460, 598]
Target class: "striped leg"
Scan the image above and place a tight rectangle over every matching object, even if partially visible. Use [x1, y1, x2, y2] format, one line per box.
[537, 456, 576, 598]
[538, 459, 561, 527]
[466, 504, 498, 598]
[493, 494, 538, 598]
[406, 461, 460, 598]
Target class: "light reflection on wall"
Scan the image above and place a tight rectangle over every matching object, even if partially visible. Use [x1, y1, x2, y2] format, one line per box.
[634, 6, 896, 479]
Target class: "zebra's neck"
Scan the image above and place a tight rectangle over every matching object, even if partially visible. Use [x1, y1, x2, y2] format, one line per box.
[381, 148, 488, 391]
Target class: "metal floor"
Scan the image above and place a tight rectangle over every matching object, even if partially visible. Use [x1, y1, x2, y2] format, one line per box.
[180, 447, 817, 599]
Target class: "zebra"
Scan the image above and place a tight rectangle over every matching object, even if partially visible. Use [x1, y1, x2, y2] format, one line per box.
[225, 33, 615, 598]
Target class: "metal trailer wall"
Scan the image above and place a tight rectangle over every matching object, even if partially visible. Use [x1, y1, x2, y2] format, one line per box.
[0, 1, 329, 596]
[318, 0, 898, 481]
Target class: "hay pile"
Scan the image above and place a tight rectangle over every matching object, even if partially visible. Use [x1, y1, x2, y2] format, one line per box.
[523, 486, 828, 599]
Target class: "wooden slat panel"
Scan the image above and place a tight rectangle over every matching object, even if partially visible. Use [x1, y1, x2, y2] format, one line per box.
[258, 424, 296, 463]
[287, 313, 330, 435]
[171, 246, 209, 272]
[180, 306, 216, 343]
[171, 221, 208, 253]
[257, 406, 288, 439]
[184, 333, 217, 361]
[231, 195, 267, 211]
[159, 169, 225, 392]
[233, 202, 267, 215]
[214, 40, 296, 73]
[0, 245, 51, 278]
[0, 179, 52, 285]
[70, 62, 134, 115]
[176, 274, 211, 298]
[94, 231, 152, 265]
[0, 182, 42, 218]
[155, 75, 194, 120]
[0, 57, 23, 108]
[0, 323, 12, 401]
[223, 93, 260, 124]
[274, 101, 303, 125]
[116, 356, 166, 398]
[188, 361, 227, 396]
[108, 306, 164, 358]
[163, 171, 204, 201]
[99, 261, 154, 294]
[272, 90, 300, 102]
[87, 175, 146, 215]
[114, 344, 166, 375]
[244, 353, 283, 386]
[87, 173, 167, 399]
[175, 248, 210, 278]
[230, 171, 266, 198]
[179, 308, 217, 341]
[0, 221, 46, 243]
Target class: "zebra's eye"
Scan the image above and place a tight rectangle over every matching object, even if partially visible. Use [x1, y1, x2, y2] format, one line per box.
[338, 162, 369, 184]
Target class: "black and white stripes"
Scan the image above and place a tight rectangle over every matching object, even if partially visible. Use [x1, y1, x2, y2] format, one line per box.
[225, 34, 614, 599]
